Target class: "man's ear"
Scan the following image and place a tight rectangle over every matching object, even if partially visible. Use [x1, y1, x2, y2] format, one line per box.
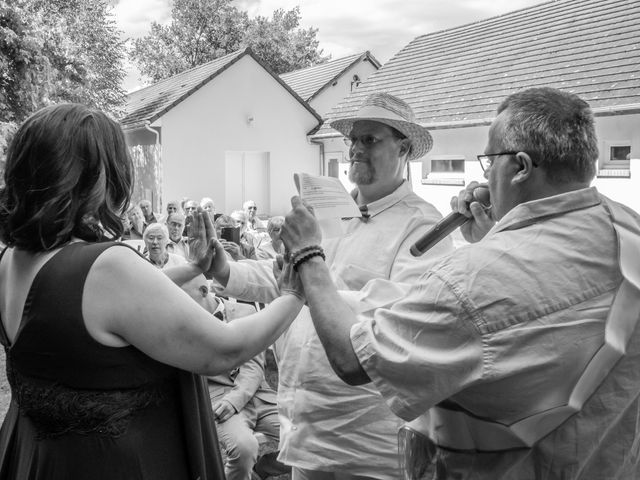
[511, 152, 535, 185]
[398, 139, 412, 158]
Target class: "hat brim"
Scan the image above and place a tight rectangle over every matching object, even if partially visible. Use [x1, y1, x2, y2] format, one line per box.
[330, 117, 433, 160]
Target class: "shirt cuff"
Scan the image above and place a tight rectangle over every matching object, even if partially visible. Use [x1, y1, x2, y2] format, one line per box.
[220, 262, 249, 298]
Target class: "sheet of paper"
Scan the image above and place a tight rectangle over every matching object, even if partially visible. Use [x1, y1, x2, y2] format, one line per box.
[294, 172, 361, 220]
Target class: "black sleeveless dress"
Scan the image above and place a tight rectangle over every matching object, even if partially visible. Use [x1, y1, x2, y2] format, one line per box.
[0, 241, 225, 479]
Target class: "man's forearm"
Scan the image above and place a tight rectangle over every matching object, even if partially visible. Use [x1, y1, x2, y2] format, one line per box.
[298, 256, 370, 385]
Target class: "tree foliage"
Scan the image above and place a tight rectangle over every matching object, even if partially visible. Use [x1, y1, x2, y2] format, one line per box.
[130, 0, 249, 82]
[0, 0, 127, 161]
[244, 7, 328, 74]
[130, 0, 329, 82]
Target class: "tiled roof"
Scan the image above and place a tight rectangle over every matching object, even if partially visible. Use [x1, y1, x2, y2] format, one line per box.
[120, 48, 322, 131]
[314, 0, 640, 137]
[280, 51, 380, 101]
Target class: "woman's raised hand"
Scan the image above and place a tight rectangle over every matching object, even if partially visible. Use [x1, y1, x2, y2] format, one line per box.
[187, 207, 216, 273]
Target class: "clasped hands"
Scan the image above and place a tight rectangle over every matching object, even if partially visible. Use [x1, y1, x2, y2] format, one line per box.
[185, 202, 318, 300]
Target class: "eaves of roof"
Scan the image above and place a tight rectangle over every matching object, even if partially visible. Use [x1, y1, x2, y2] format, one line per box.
[311, 102, 640, 140]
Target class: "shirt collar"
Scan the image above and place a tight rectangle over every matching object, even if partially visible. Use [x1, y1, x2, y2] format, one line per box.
[351, 180, 413, 219]
[490, 186, 601, 235]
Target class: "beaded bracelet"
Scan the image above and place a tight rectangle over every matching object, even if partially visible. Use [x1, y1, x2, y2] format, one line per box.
[292, 249, 325, 271]
[289, 245, 322, 263]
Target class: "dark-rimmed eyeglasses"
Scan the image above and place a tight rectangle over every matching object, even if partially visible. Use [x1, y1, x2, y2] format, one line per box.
[477, 151, 538, 172]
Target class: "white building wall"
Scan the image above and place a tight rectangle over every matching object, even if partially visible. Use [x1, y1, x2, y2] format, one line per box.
[160, 55, 321, 216]
[590, 113, 640, 210]
[308, 60, 378, 118]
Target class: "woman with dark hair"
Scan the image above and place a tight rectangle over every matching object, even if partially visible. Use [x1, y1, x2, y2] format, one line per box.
[0, 104, 304, 480]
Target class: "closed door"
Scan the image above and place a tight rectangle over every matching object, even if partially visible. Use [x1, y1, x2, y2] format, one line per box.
[225, 151, 270, 215]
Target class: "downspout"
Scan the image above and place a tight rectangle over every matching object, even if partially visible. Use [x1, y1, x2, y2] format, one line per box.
[144, 121, 160, 144]
[144, 121, 161, 209]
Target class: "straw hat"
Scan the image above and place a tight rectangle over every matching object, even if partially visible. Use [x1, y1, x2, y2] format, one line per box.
[330, 92, 433, 160]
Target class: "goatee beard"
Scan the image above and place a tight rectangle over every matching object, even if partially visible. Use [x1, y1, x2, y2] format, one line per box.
[348, 162, 375, 185]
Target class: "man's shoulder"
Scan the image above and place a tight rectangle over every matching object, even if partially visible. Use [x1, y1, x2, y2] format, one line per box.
[386, 190, 444, 225]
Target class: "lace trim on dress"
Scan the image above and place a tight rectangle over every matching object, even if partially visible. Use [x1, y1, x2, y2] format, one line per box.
[7, 362, 166, 439]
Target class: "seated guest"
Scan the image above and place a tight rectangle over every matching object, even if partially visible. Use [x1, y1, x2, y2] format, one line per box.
[139, 199, 158, 230]
[243, 201, 270, 244]
[143, 222, 186, 269]
[120, 213, 132, 238]
[180, 275, 289, 480]
[159, 199, 182, 223]
[256, 216, 285, 260]
[200, 197, 217, 222]
[218, 214, 257, 260]
[166, 212, 190, 259]
[184, 200, 198, 216]
[183, 200, 199, 236]
[166, 199, 181, 216]
[243, 200, 266, 231]
[231, 210, 266, 249]
[124, 204, 144, 240]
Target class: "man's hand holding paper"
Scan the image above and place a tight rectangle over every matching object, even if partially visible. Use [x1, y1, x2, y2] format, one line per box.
[293, 172, 361, 238]
[281, 196, 323, 254]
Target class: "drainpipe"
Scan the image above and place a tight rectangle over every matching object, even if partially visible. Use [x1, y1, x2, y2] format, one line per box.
[144, 121, 161, 210]
[144, 121, 160, 144]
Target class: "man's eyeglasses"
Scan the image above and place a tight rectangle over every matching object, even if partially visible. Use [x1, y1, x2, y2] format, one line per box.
[247, 206, 257, 210]
[344, 134, 399, 148]
[476, 151, 538, 172]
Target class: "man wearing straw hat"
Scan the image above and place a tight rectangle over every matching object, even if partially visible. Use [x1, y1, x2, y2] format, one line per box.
[209, 92, 453, 479]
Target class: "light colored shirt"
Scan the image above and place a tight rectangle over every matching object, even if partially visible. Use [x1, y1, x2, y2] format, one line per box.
[255, 240, 285, 260]
[223, 181, 452, 478]
[247, 217, 267, 233]
[145, 251, 186, 269]
[166, 237, 190, 259]
[351, 187, 640, 479]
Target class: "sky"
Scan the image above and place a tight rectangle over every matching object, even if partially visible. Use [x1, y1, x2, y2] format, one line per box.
[112, 0, 548, 92]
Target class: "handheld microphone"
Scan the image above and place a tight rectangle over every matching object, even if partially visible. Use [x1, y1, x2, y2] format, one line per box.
[410, 185, 491, 257]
